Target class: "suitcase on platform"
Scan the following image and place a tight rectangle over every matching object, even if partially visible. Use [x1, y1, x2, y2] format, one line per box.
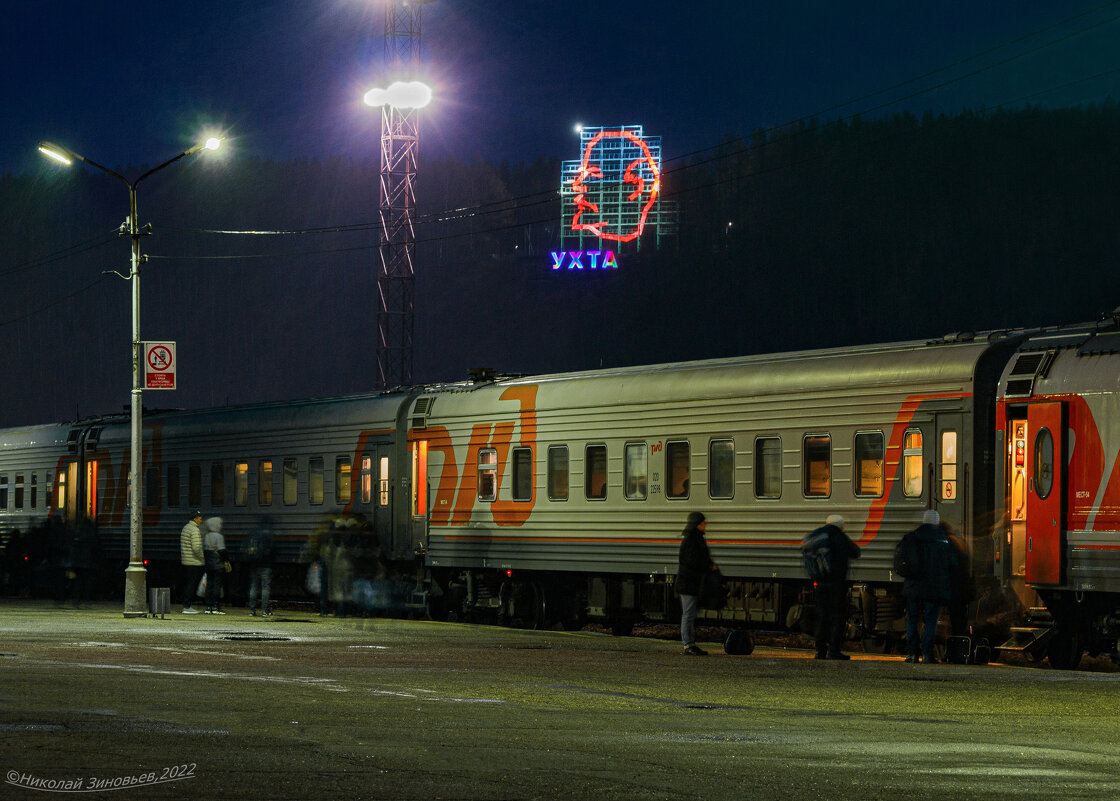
[724, 629, 754, 656]
[946, 635, 972, 664]
[971, 638, 991, 665]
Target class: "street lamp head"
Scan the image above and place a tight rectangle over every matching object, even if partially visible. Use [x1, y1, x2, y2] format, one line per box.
[38, 141, 75, 166]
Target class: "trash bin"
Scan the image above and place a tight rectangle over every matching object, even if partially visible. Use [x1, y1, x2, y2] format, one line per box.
[148, 587, 170, 618]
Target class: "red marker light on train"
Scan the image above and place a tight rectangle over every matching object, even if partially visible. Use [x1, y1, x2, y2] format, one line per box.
[506, 569, 513, 578]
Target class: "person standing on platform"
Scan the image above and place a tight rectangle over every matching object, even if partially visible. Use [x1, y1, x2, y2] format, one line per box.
[180, 511, 205, 614]
[202, 517, 229, 615]
[676, 511, 717, 656]
[803, 514, 861, 660]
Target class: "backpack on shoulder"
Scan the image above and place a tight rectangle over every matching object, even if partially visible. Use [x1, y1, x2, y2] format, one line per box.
[893, 533, 922, 579]
[801, 527, 832, 581]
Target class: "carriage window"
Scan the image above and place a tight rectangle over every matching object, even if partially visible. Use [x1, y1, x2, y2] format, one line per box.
[903, 430, 923, 498]
[586, 445, 607, 500]
[709, 439, 735, 499]
[512, 447, 533, 502]
[335, 457, 352, 504]
[14, 473, 24, 510]
[361, 456, 372, 504]
[144, 466, 159, 508]
[755, 437, 781, 499]
[309, 458, 324, 505]
[854, 432, 885, 498]
[941, 431, 958, 501]
[211, 463, 225, 506]
[625, 443, 648, 500]
[167, 464, 180, 507]
[189, 464, 202, 507]
[56, 470, 67, 511]
[283, 459, 298, 506]
[1034, 428, 1054, 500]
[30, 472, 38, 510]
[478, 448, 498, 502]
[259, 461, 273, 506]
[0, 474, 8, 509]
[548, 446, 569, 501]
[234, 462, 249, 506]
[803, 435, 831, 497]
[666, 441, 690, 499]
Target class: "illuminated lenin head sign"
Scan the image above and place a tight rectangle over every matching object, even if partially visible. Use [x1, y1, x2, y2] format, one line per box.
[554, 125, 666, 271]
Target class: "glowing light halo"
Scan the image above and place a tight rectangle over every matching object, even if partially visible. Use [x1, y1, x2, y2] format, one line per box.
[363, 80, 432, 109]
[569, 129, 661, 243]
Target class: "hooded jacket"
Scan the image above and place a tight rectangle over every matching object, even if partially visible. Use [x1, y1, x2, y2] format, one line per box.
[902, 523, 958, 602]
[676, 515, 714, 596]
[180, 518, 204, 566]
[202, 517, 228, 570]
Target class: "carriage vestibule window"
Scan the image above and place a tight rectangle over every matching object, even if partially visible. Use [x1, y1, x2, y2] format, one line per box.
[0, 474, 8, 510]
[903, 430, 923, 497]
[309, 458, 324, 505]
[478, 448, 498, 502]
[586, 445, 607, 500]
[30, 472, 38, 510]
[145, 466, 160, 508]
[548, 446, 569, 501]
[412, 443, 427, 515]
[14, 473, 24, 510]
[854, 432, 885, 498]
[361, 456, 372, 504]
[941, 431, 958, 501]
[803, 435, 831, 497]
[283, 459, 298, 506]
[211, 463, 226, 506]
[754, 437, 782, 499]
[167, 464, 180, 508]
[189, 464, 202, 507]
[259, 461, 273, 506]
[379, 456, 390, 507]
[666, 441, 690, 499]
[709, 439, 735, 499]
[625, 443, 648, 500]
[234, 462, 249, 506]
[336, 457, 352, 504]
[56, 470, 67, 510]
[512, 447, 533, 502]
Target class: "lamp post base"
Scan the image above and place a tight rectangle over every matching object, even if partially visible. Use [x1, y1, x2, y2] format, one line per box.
[123, 562, 148, 618]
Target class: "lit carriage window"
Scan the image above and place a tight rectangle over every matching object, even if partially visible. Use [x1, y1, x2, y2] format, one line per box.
[14, 473, 24, 510]
[709, 439, 735, 500]
[548, 446, 569, 501]
[903, 430, 923, 498]
[283, 459, 298, 506]
[1034, 428, 1054, 500]
[754, 437, 782, 499]
[335, 457, 352, 504]
[624, 443, 648, 500]
[803, 435, 831, 497]
[478, 448, 498, 502]
[211, 463, 225, 507]
[412, 442, 427, 515]
[854, 432, 885, 498]
[512, 447, 533, 502]
[30, 472, 38, 510]
[666, 441, 690, 499]
[56, 470, 67, 511]
[259, 461, 273, 506]
[361, 456, 372, 504]
[585, 444, 607, 500]
[189, 464, 202, 508]
[145, 466, 160, 508]
[940, 431, 958, 502]
[0, 474, 8, 510]
[234, 462, 249, 507]
[167, 464, 180, 508]
[309, 458, 324, 505]
[379, 456, 389, 507]
[85, 462, 97, 520]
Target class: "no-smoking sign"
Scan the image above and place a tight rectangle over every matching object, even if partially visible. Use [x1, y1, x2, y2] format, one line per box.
[143, 342, 177, 390]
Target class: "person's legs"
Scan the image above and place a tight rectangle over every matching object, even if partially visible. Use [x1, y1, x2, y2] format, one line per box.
[905, 596, 922, 659]
[679, 593, 698, 647]
[248, 569, 260, 613]
[261, 567, 272, 614]
[921, 601, 942, 660]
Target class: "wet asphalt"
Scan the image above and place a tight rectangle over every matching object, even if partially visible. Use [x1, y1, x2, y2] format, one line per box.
[2, 600, 1119, 801]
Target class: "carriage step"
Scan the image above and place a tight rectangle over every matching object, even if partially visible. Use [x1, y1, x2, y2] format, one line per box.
[998, 626, 1054, 654]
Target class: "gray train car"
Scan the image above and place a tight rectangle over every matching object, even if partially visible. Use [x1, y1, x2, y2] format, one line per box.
[413, 332, 1022, 636]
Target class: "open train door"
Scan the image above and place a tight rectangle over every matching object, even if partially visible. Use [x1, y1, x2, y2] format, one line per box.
[1025, 402, 1065, 585]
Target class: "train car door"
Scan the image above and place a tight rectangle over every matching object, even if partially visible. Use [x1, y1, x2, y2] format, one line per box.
[1025, 402, 1065, 585]
[935, 414, 964, 535]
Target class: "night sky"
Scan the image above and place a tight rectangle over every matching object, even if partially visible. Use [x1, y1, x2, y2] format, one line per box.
[2, 1, 1119, 428]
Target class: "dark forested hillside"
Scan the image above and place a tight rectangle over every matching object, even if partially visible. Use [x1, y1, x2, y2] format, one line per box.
[3, 105, 1120, 425]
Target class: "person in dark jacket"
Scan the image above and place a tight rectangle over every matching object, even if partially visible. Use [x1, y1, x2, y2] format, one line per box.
[805, 514, 862, 660]
[246, 517, 277, 617]
[946, 526, 972, 637]
[676, 511, 717, 656]
[901, 509, 959, 663]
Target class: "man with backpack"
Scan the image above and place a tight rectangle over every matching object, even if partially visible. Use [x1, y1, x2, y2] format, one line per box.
[897, 509, 959, 663]
[802, 514, 861, 660]
[246, 517, 277, 617]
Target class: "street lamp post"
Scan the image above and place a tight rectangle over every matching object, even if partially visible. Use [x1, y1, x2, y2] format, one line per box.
[38, 138, 220, 617]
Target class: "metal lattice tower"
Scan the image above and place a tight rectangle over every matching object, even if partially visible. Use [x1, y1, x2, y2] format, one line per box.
[377, 1, 426, 389]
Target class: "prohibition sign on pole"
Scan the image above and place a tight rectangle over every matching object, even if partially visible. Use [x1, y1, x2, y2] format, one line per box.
[144, 342, 177, 390]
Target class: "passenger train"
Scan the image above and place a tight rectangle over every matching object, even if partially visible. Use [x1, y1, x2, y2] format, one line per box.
[3, 314, 1120, 669]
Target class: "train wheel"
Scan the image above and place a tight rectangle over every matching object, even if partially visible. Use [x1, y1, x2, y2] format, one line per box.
[497, 579, 545, 630]
[609, 612, 635, 637]
[862, 634, 893, 655]
[1047, 627, 1083, 670]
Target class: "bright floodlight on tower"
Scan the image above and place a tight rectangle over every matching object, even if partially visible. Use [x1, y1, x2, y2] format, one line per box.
[364, 80, 432, 109]
[204, 137, 221, 150]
